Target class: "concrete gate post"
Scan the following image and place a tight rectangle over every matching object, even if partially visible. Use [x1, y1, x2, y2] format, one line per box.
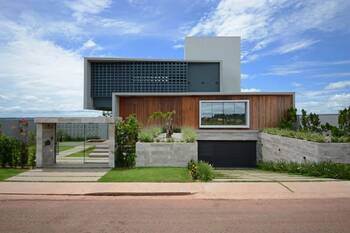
[35, 123, 56, 168]
[108, 122, 115, 168]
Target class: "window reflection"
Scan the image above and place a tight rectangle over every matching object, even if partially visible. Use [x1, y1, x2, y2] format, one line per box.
[200, 101, 248, 127]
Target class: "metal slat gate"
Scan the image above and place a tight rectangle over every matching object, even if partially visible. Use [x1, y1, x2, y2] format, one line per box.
[198, 140, 257, 168]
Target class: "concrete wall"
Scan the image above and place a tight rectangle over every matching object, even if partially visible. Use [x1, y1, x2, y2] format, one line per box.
[136, 142, 197, 167]
[197, 130, 258, 141]
[185, 37, 241, 92]
[258, 133, 350, 164]
[0, 118, 108, 140]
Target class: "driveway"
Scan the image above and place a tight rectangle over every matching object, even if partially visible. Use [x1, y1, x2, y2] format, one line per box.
[214, 169, 335, 182]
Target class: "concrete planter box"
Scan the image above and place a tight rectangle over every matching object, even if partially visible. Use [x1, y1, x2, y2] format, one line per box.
[136, 142, 198, 167]
[258, 132, 350, 164]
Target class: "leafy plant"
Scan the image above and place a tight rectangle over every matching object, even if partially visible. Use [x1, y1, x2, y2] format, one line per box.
[339, 106, 350, 135]
[148, 111, 176, 138]
[300, 109, 321, 132]
[187, 160, 214, 181]
[28, 146, 36, 167]
[138, 127, 162, 142]
[196, 161, 214, 181]
[279, 107, 297, 130]
[263, 128, 326, 142]
[182, 127, 197, 143]
[115, 115, 140, 168]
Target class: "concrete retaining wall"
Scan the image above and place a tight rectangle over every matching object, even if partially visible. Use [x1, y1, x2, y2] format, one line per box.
[136, 142, 197, 167]
[258, 133, 350, 164]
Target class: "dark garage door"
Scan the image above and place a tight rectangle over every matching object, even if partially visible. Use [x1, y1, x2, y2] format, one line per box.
[198, 141, 256, 168]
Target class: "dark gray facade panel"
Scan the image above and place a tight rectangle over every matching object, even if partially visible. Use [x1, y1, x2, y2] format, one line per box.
[91, 61, 189, 97]
[188, 63, 220, 92]
[93, 97, 112, 110]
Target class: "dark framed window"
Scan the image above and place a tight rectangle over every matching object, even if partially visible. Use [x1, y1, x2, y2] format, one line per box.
[199, 100, 249, 128]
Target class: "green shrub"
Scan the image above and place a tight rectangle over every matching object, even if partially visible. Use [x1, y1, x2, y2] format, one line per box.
[196, 161, 214, 181]
[138, 127, 162, 142]
[300, 109, 321, 132]
[182, 127, 197, 143]
[28, 146, 36, 167]
[263, 128, 326, 143]
[187, 160, 214, 181]
[138, 130, 154, 142]
[339, 106, 350, 135]
[258, 161, 350, 180]
[279, 107, 297, 130]
[115, 115, 140, 168]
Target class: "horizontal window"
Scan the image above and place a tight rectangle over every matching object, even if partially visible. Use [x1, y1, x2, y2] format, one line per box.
[199, 100, 249, 128]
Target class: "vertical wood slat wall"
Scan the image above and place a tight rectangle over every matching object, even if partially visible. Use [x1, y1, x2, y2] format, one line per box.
[119, 95, 294, 129]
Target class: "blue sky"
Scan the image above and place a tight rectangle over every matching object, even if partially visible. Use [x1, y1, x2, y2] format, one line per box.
[0, 0, 349, 117]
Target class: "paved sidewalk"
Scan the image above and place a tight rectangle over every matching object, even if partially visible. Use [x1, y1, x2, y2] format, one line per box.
[213, 169, 334, 182]
[6, 169, 110, 182]
[0, 181, 349, 200]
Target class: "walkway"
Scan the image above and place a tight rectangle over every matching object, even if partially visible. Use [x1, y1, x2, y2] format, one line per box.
[6, 168, 110, 182]
[0, 181, 349, 200]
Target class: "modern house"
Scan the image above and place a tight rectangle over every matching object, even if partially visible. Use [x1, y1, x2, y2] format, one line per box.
[84, 37, 294, 167]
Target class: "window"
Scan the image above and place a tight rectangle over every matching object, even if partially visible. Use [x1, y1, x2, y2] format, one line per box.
[199, 100, 249, 128]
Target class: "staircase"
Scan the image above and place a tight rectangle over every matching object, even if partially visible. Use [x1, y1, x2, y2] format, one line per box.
[89, 142, 109, 158]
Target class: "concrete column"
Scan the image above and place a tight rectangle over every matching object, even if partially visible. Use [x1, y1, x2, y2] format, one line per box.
[36, 123, 56, 168]
[108, 123, 115, 168]
[35, 123, 43, 168]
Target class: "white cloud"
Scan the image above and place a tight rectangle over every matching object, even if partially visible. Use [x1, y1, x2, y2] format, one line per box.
[172, 44, 184, 49]
[241, 88, 261, 92]
[188, 0, 350, 62]
[292, 82, 302, 87]
[274, 39, 319, 54]
[65, 0, 112, 20]
[82, 39, 97, 49]
[0, 20, 89, 115]
[296, 89, 350, 113]
[325, 80, 350, 90]
[265, 60, 350, 76]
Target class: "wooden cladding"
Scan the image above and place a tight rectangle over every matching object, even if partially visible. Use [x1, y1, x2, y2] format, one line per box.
[119, 94, 294, 129]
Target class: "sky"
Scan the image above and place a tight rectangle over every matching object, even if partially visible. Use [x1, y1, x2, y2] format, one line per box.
[0, 0, 349, 117]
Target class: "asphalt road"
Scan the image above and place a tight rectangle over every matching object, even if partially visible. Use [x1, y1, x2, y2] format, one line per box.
[0, 197, 349, 233]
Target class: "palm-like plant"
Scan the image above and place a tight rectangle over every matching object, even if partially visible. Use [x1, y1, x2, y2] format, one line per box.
[148, 111, 176, 138]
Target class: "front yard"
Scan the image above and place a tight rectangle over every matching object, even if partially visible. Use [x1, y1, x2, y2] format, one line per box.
[99, 167, 192, 182]
[0, 168, 27, 181]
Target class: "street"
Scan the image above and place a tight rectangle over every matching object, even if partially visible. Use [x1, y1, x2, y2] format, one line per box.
[0, 197, 349, 233]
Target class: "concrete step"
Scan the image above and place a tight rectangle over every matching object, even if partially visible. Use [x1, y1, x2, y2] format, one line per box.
[89, 153, 109, 158]
[92, 149, 109, 153]
[95, 144, 109, 149]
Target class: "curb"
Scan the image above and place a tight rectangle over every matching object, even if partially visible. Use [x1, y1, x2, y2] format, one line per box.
[0, 192, 196, 197]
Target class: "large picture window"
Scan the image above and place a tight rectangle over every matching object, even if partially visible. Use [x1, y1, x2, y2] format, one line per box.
[199, 100, 249, 128]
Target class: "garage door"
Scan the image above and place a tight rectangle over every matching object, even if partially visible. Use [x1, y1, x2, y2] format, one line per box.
[198, 140, 256, 168]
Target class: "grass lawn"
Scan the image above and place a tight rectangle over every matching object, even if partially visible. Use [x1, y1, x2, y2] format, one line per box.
[58, 145, 75, 152]
[0, 168, 27, 181]
[99, 167, 192, 182]
[66, 146, 95, 157]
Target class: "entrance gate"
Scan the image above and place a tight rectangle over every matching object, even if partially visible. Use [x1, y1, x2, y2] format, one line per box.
[34, 117, 115, 168]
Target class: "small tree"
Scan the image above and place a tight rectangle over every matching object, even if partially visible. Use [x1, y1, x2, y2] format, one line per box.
[339, 106, 350, 135]
[115, 115, 139, 168]
[300, 109, 321, 132]
[148, 111, 176, 138]
[279, 107, 297, 130]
